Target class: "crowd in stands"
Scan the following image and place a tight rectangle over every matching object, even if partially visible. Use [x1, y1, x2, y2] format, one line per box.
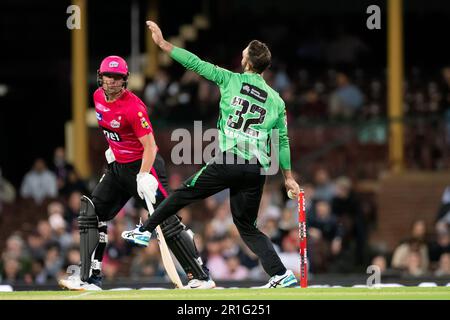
[371, 187, 450, 277]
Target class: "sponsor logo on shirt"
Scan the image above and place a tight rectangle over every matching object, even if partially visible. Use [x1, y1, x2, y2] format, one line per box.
[110, 119, 121, 128]
[96, 103, 110, 112]
[96, 112, 102, 121]
[140, 117, 150, 129]
[240, 82, 268, 103]
[101, 126, 121, 142]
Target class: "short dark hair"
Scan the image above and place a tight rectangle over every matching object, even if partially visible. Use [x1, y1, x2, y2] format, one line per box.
[247, 40, 271, 74]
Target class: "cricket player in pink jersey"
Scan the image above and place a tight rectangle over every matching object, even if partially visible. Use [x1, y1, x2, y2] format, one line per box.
[59, 56, 214, 290]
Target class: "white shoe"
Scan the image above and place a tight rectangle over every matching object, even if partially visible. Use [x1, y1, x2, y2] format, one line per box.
[58, 277, 102, 291]
[183, 279, 216, 289]
[259, 270, 298, 288]
[121, 224, 152, 247]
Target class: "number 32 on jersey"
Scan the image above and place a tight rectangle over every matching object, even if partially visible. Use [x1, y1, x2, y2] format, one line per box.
[226, 96, 266, 138]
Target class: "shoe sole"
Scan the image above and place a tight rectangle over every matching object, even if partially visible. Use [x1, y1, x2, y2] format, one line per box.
[134, 239, 150, 246]
[58, 279, 86, 292]
[123, 237, 149, 247]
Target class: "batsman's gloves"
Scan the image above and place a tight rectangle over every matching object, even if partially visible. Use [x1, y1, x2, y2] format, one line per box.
[137, 172, 158, 204]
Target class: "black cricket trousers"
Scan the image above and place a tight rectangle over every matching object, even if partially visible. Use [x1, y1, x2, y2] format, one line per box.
[143, 151, 287, 277]
[92, 153, 170, 221]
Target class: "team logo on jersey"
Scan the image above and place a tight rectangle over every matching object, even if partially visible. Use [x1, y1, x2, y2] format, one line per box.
[109, 61, 119, 68]
[140, 117, 150, 129]
[110, 119, 121, 128]
[96, 112, 102, 121]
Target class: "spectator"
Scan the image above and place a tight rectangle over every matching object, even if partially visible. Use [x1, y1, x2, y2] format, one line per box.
[47, 201, 65, 218]
[371, 255, 387, 274]
[62, 246, 81, 272]
[209, 201, 234, 238]
[308, 200, 343, 272]
[26, 232, 46, 261]
[331, 176, 367, 265]
[48, 213, 72, 252]
[436, 186, 450, 226]
[28, 258, 46, 284]
[224, 255, 249, 280]
[64, 191, 82, 228]
[50, 147, 74, 194]
[130, 241, 164, 280]
[143, 69, 172, 115]
[3, 235, 30, 274]
[20, 158, 57, 204]
[313, 168, 335, 202]
[404, 250, 428, 277]
[329, 72, 364, 119]
[43, 243, 63, 280]
[59, 169, 89, 197]
[0, 167, 16, 213]
[278, 229, 300, 275]
[428, 225, 450, 264]
[205, 236, 228, 280]
[434, 253, 450, 276]
[409, 219, 428, 243]
[298, 88, 327, 119]
[0, 256, 22, 284]
[37, 220, 56, 247]
[392, 239, 429, 272]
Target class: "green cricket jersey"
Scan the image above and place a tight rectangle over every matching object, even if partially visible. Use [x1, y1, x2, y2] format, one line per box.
[170, 47, 291, 170]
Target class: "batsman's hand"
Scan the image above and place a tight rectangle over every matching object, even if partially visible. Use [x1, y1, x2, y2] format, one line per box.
[285, 177, 300, 199]
[137, 172, 158, 204]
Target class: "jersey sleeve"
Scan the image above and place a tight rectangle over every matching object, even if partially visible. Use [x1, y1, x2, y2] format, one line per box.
[127, 102, 153, 139]
[170, 46, 232, 88]
[274, 101, 291, 170]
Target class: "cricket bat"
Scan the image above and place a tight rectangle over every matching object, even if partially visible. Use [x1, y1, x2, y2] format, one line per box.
[143, 194, 184, 289]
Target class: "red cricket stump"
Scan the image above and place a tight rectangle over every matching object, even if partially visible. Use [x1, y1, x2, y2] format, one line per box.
[298, 189, 308, 288]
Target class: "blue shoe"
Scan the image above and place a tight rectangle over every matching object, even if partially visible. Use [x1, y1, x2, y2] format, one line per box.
[87, 274, 103, 287]
[121, 225, 151, 247]
[260, 270, 298, 288]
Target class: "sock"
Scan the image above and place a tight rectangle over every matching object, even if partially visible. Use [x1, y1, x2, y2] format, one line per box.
[92, 222, 107, 276]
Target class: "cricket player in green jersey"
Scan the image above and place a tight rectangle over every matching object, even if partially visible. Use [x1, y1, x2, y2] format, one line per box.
[123, 20, 301, 288]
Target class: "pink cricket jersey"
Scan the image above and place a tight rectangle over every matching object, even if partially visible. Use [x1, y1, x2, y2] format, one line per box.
[93, 88, 154, 163]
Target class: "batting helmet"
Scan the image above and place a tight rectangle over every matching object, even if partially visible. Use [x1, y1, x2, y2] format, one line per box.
[97, 55, 129, 88]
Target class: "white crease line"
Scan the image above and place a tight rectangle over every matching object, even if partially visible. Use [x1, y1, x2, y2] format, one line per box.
[64, 291, 94, 300]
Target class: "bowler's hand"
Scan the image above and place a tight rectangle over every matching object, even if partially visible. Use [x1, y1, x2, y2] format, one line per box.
[285, 177, 300, 199]
[146, 21, 164, 46]
[146, 20, 173, 52]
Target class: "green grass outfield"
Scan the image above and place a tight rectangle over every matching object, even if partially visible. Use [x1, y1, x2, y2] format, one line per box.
[1, 287, 449, 300]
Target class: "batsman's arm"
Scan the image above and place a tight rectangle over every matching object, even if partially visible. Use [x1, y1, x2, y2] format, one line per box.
[138, 133, 157, 174]
[146, 20, 232, 87]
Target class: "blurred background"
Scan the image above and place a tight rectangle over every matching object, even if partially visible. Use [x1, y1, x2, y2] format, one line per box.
[1, 0, 450, 289]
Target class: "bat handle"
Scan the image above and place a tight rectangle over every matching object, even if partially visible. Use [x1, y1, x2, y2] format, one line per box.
[143, 194, 155, 215]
